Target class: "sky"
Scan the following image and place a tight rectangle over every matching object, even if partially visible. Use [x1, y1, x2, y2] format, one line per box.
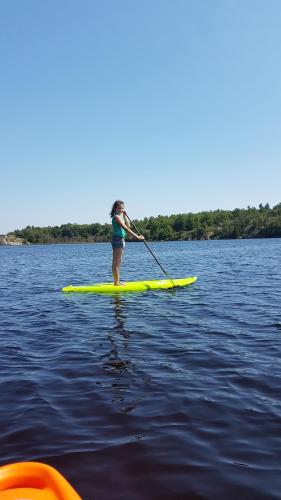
[1, 0, 280, 233]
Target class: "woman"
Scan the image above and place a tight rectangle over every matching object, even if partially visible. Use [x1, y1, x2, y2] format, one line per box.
[110, 200, 144, 286]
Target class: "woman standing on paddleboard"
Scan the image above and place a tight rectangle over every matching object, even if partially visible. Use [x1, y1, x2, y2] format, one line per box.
[110, 200, 144, 286]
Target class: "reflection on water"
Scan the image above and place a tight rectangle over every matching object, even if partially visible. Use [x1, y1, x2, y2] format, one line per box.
[103, 296, 143, 414]
[112, 295, 129, 338]
[107, 295, 130, 364]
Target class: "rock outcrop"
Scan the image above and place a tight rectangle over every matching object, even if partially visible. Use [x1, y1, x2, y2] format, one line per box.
[0, 234, 30, 246]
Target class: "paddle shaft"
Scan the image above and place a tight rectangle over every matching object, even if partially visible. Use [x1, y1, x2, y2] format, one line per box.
[125, 213, 175, 287]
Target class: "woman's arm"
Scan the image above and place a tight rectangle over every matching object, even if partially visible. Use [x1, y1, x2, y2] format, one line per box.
[115, 215, 144, 240]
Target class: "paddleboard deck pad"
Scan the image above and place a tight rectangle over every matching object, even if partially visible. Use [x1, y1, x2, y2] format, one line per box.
[62, 276, 197, 293]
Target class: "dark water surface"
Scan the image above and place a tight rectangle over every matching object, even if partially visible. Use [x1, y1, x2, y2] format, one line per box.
[1, 240, 281, 499]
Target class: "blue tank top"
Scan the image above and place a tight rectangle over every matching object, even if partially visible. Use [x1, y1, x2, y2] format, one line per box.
[112, 214, 126, 238]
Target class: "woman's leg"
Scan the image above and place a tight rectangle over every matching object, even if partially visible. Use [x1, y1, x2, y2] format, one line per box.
[112, 247, 124, 285]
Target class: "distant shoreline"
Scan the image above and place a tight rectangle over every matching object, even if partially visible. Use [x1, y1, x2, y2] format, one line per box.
[1, 235, 280, 247]
[3, 203, 281, 245]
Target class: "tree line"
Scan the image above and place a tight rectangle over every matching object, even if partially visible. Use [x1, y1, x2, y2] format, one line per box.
[11, 203, 281, 244]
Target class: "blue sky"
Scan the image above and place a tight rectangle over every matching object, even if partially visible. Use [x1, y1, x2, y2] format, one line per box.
[1, 0, 280, 233]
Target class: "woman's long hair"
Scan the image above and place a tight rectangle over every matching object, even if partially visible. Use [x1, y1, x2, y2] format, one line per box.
[110, 200, 124, 218]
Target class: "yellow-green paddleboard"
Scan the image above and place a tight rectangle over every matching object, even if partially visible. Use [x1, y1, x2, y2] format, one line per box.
[62, 276, 197, 293]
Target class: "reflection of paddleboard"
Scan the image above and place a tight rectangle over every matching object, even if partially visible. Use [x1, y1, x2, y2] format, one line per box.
[62, 276, 197, 293]
[0, 461, 81, 499]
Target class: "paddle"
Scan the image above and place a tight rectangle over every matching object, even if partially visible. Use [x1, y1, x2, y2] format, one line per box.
[125, 212, 176, 288]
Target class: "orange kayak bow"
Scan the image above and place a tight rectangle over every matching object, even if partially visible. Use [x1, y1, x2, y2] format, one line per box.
[0, 462, 81, 500]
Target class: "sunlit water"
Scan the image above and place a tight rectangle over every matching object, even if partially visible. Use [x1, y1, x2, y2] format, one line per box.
[0, 239, 281, 499]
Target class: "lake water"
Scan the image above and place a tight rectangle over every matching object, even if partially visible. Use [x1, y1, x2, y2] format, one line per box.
[0, 239, 281, 499]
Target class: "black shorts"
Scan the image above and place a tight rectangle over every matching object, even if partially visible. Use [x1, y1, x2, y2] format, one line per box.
[111, 236, 125, 249]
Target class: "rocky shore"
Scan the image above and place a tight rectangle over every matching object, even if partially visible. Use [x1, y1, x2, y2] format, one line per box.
[0, 234, 29, 246]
